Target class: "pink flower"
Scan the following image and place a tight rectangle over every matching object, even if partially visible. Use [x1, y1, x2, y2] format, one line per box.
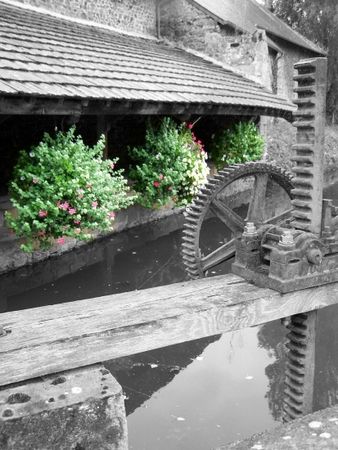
[91, 201, 98, 209]
[187, 123, 193, 129]
[57, 201, 69, 211]
[159, 174, 164, 180]
[37, 230, 46, 237]
[74, 219, 81, 225]
[68, 208, 77, 215]
[108, 211, 115, 220]
[110, 163, 115, 170]
[38, 210, 48, 218]
[197, 140, 202, 145]
[153, 181, 160, 188]
[32, 178, 39, 184]
[56, 237, 65, 245]
[74, 228, 81, 235]
[168, 186, 173, 191]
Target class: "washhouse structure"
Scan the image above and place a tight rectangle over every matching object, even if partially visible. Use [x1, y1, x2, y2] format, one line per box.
[0, 0, 299, 194]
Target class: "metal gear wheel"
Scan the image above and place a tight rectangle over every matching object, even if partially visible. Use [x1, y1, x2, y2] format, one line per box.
[182, 162, 294, 279]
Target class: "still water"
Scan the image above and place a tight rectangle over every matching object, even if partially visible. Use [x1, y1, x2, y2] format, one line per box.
[2, 184, 338, 449]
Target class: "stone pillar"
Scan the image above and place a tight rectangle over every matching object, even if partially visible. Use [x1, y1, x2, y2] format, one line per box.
[0, 364, 128, 450]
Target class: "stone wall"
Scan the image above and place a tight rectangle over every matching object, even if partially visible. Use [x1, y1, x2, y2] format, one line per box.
[270, 36, 316, 100]
[160, 0, 272, 88]
[15, 0, 157, 36]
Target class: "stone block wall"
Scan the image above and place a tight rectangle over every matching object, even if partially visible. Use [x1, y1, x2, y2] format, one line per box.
[270, 36, 316, 101]
[160, 0, 272, 88]
[15, 0, 157, 36]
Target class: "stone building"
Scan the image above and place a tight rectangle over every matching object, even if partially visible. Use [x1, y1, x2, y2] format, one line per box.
[158, 0, 327, 164]
[159, 0, 326, 98]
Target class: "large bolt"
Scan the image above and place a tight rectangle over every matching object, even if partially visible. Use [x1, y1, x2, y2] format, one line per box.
[307, 248, 323, 265]
[243, 222, 257, 236]
[279, 230, 294, 247]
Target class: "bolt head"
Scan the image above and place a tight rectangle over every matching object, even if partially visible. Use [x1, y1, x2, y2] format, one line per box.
[244, 222, 257, 235]
[279, 230, 294, 246]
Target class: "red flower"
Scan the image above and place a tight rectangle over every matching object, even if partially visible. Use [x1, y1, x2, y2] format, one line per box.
[187, 123, 193, 129]
[153, 181, 160, 188]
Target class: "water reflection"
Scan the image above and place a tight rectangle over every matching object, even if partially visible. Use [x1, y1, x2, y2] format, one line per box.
[118, 329, 277, 450]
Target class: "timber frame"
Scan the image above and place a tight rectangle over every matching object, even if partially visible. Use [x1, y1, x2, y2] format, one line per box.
[0, 96, 293, 120]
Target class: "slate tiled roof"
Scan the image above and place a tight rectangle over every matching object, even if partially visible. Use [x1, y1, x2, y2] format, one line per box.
[0, 0, 294, 116]
[193, 0, 326, 55]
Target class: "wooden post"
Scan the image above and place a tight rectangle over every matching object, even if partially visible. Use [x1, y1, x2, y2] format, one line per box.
[0, 364, 128, 449]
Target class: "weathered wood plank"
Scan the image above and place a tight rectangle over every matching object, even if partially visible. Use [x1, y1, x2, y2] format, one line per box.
[0, 96, 292, 120]
[1, 273, 338, 386]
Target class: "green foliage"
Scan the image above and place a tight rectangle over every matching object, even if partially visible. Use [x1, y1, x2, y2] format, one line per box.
[6, 128, 136, 252]
[128, 118, 209, 207]
[209, 121, 264, 169]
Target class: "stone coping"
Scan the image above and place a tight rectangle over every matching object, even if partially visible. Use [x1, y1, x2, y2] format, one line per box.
[222, 405, 338, 449]
[0, 203, 184, 275]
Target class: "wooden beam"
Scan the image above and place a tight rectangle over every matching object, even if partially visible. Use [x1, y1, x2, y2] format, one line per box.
[0, 96, 293, 120]
[1, 274, 338, 387]
[0, 97, 82, 116]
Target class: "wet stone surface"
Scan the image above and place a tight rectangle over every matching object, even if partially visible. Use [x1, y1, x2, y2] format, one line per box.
[224, 404, 338, 449]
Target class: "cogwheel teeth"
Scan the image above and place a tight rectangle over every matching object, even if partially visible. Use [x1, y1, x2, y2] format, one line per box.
[181, 162, 294, 279]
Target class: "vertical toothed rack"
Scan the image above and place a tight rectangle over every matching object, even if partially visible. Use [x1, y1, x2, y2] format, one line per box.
[283, 312, 317, 421]
[283, 58, 327, 422]
[291, 58, 327, 234]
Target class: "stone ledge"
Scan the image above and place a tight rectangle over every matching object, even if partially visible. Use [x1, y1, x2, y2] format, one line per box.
[0, 203, 184, 275]
[222, 405, 338, 450]
[0, 364, 127, 450]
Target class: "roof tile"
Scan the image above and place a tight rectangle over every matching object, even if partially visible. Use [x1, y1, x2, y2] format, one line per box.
[0, 0, 295, 116]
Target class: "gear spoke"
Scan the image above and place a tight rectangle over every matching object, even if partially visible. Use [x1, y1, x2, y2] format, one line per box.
[264, 208, 293, 225]
[201, 239, 236, 272]
[210, 198, 245, 232]
[247, 173, 269, 224]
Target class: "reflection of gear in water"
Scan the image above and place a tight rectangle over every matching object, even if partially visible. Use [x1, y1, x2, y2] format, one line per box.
[181, 162, 294, 279]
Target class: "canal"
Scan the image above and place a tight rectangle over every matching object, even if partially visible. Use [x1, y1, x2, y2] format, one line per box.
[2, 183, 338, 449]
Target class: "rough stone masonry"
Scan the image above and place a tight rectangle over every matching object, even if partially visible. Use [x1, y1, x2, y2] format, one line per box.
[0, 364, 128, 450]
